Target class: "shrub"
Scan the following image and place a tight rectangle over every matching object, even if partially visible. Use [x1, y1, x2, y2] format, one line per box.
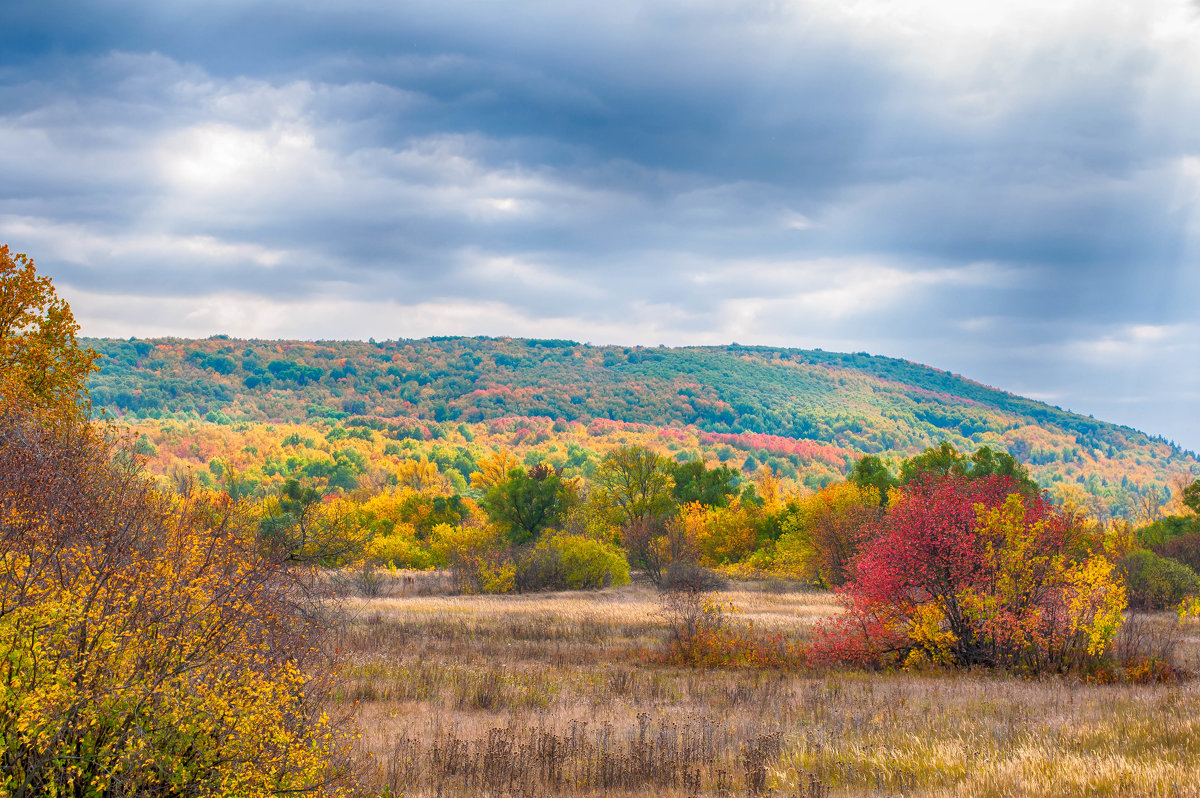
[1114, 611, 1183, 683]
[515, 532, 631, 592]
[657, 591, 799, 668]
[1153, 530, 1200, 575]
[1119, 549, 1200, 610]
[429, 523, 514, 593]
[766, 482, 881, 586]
[1137, 515, 1200, 548]
[366, 523, 437, 569]
[661, 560, 728, 593]
[815, 475, 1126, 673]
[0, 392, 348, 795]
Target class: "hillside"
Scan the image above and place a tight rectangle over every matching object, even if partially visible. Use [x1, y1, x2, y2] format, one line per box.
[84, 336, 1200, 517]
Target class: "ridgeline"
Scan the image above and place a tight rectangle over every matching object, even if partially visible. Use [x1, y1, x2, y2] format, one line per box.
[85, 336, 1199, 518]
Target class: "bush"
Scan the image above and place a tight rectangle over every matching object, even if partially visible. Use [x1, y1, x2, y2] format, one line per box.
[1153, 530, 1200, 575]
[768, 482, 881, 586]
[1137, 515, 1200, 548]
[429, 523, 514, 594]
[657, 591, 799, 668]
[661, 560, 728, 593]
[815, 476, 1126, 673]
[515, 533, 631, 592]
[367, 524, 438, 569]
[1119, 549, 1200, 610]
[0, 392, 348, 795]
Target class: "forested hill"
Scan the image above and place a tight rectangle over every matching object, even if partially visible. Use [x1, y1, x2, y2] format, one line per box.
[85, 336, 1199, 515]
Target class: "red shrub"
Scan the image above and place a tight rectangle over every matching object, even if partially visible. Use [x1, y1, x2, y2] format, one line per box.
[813, 475, 1118, 672]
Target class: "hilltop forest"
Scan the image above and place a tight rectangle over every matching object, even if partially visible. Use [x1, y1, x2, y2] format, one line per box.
[86, 336, 1198, 520]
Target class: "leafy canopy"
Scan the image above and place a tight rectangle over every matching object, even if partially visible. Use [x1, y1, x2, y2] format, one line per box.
[1184, 479, 1200, 515]
[0, 245, 97, 411]
[592, 445, 676, 527]
[482, 464, 576, 546]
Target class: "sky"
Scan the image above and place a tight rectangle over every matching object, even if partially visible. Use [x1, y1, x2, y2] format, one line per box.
[1, 1, 1198, 451]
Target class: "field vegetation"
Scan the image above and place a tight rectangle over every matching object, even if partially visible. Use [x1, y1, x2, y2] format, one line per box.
[338, 579, 1200, 797]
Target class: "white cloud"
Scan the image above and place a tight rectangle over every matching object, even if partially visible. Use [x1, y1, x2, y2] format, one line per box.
[1065, 322, 1194, 363]
[0, 215, 291, 269]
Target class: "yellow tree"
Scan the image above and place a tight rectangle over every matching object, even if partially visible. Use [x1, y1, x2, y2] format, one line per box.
[396, 455, 451, 494]
[0, 255, 349, 793]
[774, 481, 882, 586]
[469, 448, 522, 493]
[0, 245, 97, 410]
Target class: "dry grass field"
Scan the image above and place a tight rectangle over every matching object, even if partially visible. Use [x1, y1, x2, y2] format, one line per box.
[334, 574, 1200, 798]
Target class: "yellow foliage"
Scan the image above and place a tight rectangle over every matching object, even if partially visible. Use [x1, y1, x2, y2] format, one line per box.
[0, 383, 348, 794]
[0, 245, 98, 413]
[753, 465, 784, 513]
[395, 455, 450, 494]
[0, 499, 346, 794]
[469, 448, 522, 493]
[958, 495, 1126, 669]
[905, 603, 958, 668]
[680, 501, 758, 566]
[366, 522, 437, 569]
[429, 523, 513, 593]
[768, 481, 880, 585]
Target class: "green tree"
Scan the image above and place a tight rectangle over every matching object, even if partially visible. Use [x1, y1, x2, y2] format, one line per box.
[848, 455, 896, 505]
[899, 442, 969, 483]
[1184, 479, 1200, 515]
[482, 464, 576, 546]
[900, 443, 1038, 496]
[670, 460, 739, 507]
[0, 245, 98, 412]
[259, 477, 368, 564]
[592, 445, 676, 527]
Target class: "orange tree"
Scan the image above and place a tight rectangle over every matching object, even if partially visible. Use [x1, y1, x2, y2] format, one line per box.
[0, 245, 98, 411]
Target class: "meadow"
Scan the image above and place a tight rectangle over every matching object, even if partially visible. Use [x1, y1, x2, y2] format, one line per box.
[335, 577, 1200, 798]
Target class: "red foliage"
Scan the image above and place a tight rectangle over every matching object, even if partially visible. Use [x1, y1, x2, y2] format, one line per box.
[700, 431, 850, 466]
[808, 590, 908, 669]
[816, 475, 1089, 669]
[851, 475, 1069, 609]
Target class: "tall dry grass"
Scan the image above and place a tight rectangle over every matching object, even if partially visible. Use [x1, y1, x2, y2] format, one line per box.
[335, 578, 1200, 797]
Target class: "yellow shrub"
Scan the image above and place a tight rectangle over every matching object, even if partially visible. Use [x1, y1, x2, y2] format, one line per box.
[0, 393, 348, 795]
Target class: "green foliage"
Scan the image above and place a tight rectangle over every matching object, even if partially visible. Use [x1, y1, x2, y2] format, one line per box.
[899, 443, 1037, 495]
[1119, 549, 1200, 610]
[482, 464, 575, 546]
[1152, 530, 1200, 576]
[258, 478, 368, 565]
[516, 533, 631, 592]
[592, 445, 676, 527]
[82, 335, 1200, 518]
[848, 455, 895, 505]
[1137, 515, 1200, 548]
[1184, 479, 1200, 515]
[670, 460, 740, 507]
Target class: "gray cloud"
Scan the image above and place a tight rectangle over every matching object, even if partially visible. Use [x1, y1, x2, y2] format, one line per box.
[1, 0, 1198, 449]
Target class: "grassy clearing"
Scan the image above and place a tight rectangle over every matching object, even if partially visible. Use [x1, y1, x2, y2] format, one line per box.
[337, 579, 1200, 797]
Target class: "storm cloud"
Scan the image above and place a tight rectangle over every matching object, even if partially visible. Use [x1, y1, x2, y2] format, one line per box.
[1, 0, 1198, 449]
